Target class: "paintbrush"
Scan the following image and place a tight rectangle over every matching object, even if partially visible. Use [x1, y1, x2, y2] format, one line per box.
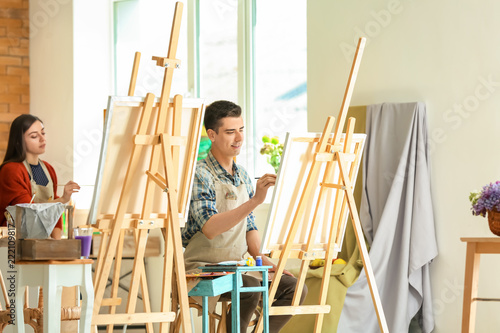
[29, 192, 36, 204]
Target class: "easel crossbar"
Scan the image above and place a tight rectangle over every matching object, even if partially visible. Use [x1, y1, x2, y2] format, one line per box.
[315, 152, 355, 162]
[101, 298, 122, 306]
[270, 249, 329, 259]
[134, 134, 186, 146]
[96, 217, 168, 230]
[269, 305, 331, 316]
[320, 182, 348, 190]
[92, 312, 176, 325]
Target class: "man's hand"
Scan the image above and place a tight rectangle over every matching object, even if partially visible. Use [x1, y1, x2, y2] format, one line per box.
[203, 175, 274, 239]
[261, 253, 294, 277]
[253, 174, 276, 204]
[269, 265, 294, 277]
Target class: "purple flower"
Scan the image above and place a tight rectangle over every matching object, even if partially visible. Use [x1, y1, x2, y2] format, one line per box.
[470, 181, 500, 217]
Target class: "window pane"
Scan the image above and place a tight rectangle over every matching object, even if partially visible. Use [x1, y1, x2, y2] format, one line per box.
[253, 0, 307, 175]
[114, 0, 188, 98]
[199, 1, 238, 102]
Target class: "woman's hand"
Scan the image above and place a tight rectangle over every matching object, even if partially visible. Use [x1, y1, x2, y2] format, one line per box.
[50, 227, 62, 240]
[61, 181, 80, 203]
[253, 174, 276, 205]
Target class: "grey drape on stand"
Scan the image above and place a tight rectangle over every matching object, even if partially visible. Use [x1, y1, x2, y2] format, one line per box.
[338, 102, 438, 333]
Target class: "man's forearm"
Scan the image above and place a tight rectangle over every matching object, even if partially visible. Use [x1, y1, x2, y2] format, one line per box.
[246, 229, 262, 258]
[202, 197, 259, 239]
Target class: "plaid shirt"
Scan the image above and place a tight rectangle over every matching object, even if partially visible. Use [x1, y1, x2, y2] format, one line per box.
[182, 151, 257, 247]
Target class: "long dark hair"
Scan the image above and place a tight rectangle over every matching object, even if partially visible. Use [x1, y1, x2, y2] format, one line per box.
[0, 114, 43, 170]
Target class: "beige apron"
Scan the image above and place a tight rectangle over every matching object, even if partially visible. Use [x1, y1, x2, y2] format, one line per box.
[23, 160, 55, 203]
[184, 163, 249, 272]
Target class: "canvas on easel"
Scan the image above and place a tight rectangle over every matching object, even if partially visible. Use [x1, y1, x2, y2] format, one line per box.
[88, 96, 204, 229]
[254, 37, 389, 333]
[261, 131, 366, 256]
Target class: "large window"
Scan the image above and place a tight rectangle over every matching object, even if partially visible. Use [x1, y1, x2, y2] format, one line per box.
[198, 1, 239, 102]
[113, 0, 307, 176]
[114, 0, 189, 97]
[253, 0, 307, 176]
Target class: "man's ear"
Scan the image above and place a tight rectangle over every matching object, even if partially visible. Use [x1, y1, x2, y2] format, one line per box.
[206, 128, 216, 142]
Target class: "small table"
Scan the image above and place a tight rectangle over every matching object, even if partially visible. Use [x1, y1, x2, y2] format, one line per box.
[13, 259, 94, 333]
[188, 273, 240, 333]
[201, 265, 271, 333]
[461, 237, 500, 332]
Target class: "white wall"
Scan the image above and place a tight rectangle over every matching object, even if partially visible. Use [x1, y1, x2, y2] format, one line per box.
[30, 0, 112, 208]
[30, 0, 74, 181]
[307, 0, 500, 332]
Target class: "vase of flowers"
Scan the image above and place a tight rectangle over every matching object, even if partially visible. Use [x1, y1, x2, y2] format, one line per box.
[470, 181, 500, 236]
[260, 136, 283, 174]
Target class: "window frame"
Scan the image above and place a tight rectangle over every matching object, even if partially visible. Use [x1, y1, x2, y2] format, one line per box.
[188, 0, 257, 175]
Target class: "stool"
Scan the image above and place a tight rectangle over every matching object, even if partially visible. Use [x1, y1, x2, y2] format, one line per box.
[461, 237, 500, 332]
[202, 266, 271, 333]
[13, 259, 94, 333]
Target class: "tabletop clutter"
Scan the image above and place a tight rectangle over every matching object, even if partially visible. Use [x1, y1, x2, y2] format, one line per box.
[6, 203, 83, 260]
[208, 256, 262, 267]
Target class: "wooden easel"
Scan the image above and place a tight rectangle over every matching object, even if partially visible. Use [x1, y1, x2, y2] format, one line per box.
[95, 48, 142, 333]
[255, 37, 389, 333]
[91, 3, 196, 332]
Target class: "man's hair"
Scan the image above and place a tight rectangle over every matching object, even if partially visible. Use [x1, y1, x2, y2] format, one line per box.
[204, 100, 242, 133]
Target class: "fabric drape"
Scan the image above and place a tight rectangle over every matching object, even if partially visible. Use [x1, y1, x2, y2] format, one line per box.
[338, 102, 438, 333]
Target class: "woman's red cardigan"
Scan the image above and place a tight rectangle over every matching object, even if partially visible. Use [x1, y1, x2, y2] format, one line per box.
[0, 161, 62, 228]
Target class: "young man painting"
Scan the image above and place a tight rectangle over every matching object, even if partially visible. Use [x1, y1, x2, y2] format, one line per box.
[182, 100, 307, 332]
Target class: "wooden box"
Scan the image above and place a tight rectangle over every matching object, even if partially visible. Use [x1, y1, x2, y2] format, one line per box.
[19, 239, 81, 260]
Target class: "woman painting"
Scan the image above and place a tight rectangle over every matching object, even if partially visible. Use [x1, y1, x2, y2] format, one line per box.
[0, 114, 80, 239]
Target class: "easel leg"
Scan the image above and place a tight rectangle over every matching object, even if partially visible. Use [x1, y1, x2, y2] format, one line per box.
[160, 227, 174, 333]
[293, 260, 310, 307]
[135, 230, 155, 333]
[315, 155, 354, 332]
[161, 134, 193, 333]
[338, 154, 389, 332]
[94, 230, 109, 286]
[170, 260, 179, 333]
[125, 229, 149, 314]
[170, 220, 192, 333]
[106, 229, 125, 333]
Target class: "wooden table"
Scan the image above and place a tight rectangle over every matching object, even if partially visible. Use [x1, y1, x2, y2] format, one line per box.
[461, 237, 500, 332]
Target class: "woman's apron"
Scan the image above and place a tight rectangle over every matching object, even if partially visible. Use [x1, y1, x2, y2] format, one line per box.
[184, 163, 249, 272]
[23, 160, 55, 203]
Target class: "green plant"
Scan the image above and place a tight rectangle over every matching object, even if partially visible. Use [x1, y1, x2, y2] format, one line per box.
[260, 136, 283, 174]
